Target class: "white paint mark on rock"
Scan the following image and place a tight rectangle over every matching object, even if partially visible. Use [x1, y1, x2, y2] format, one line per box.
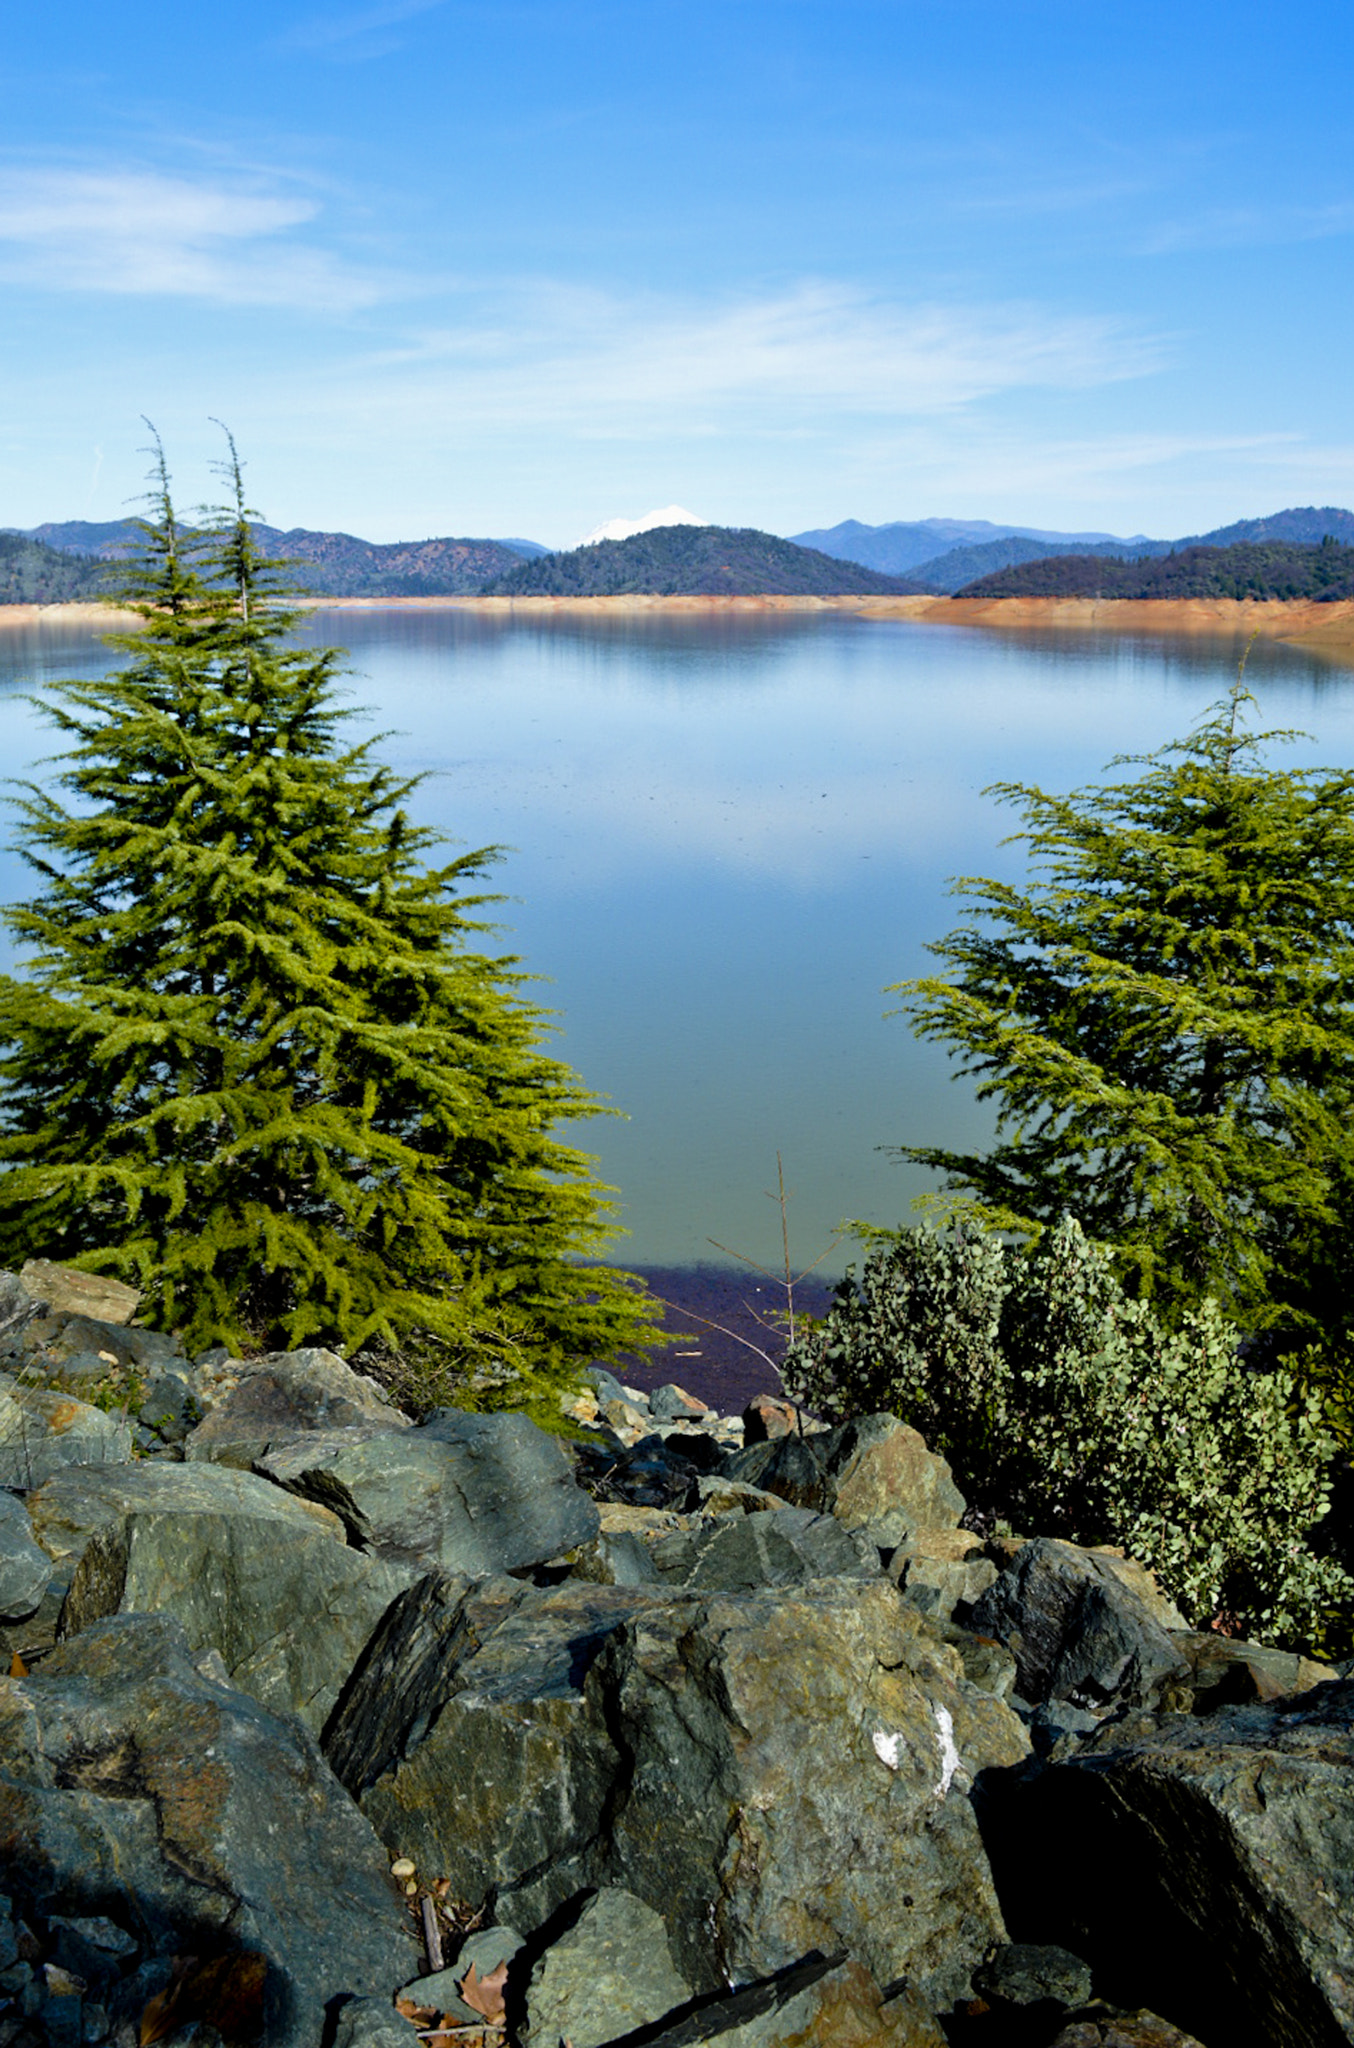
[872, 1729, 904, 1771]
[933, 1704, 961, 1797]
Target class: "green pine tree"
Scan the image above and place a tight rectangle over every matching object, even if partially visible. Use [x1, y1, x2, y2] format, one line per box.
[894, 677, 1354, 1338]
[0, 435, 663, 1410]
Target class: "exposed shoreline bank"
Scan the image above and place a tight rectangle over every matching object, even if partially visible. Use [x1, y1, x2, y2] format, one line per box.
[5, 592, 1354, 660]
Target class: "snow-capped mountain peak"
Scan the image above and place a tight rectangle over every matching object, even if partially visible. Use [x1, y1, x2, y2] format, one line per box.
[579, 505, 707, 546]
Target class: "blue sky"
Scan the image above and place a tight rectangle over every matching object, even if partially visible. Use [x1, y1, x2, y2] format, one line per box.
[2, 0, 1352, 546]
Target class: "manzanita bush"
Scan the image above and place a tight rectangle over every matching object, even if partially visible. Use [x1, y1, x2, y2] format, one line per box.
[783, 1215, 1352, 1648]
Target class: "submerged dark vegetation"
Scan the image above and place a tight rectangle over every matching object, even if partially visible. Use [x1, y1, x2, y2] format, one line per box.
[7, 453, 1354, 1652]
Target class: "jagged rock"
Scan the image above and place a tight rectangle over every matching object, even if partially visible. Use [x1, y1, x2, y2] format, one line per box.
[136, 1370, 201, 1446]
[526, 1888, 692, 2048]
[327, 1575, 652, 1912]
[0, 1489, 51, 1621]
[1049, 2017, 1209, 2048]
[591, 1579, 1025, 2006]
[591, 1956, 947, 2047]
[0, 1378, 132, 1489]
[18, 1261, 139, 1325]
[741, 1393, 801, 1443]
[0, 1269, 40, 1352]
[967, 1538, 1191, 1713]
[649, 1384, 710, 1421]
[183, 1347, 409, 1468]
[989, 1678, 1354, 2047]
[938, 1624, 1019, 1701]
[0, 1613, 417, 2046]
[977, 1942, 1093, 2009]
[58, 1484, 413, 1733]
[256, 1406, 598, 1575]
[722, 1413, 965, 1547]
[1171, 1631, 1336, 1714]
[644, 1505, 881, 1590]
[887, 1527, 998, 1623]
[686, 1476, 788, 1518]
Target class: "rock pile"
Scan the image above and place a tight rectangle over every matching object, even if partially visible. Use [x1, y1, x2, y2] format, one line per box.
[0, 1262, 1347, 2048]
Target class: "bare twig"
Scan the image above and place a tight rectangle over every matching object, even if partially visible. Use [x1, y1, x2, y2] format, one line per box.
[420, 1894, 444, 1973]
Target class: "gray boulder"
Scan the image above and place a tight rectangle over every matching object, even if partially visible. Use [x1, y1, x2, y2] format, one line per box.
[968, 1538, 1191, 1713]
[996, 1678, 1354, 2047]
[0, 1378, 132, 1489]
[58, 1489, 414, 1734]
[526, 1888, 692, 2048]
[722, 1413, 965, 1547]
[645, 1505, 881, 1590]
[1049, 2018, 1209, 2048]
[591, 1579, 1025, 2007]
[258, 1405, 599, 1574]
[887, 1527, 999, 1623]
[0, 1612, 417, 2046]
[183, 1347, 408, 1468]
[0, 1489, 51, 1621]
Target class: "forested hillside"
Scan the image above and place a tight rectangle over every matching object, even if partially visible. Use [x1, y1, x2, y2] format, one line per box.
[0, 534, 111, 603]
[481, 524, 921, 596]
[957, 539, 1354, 601]
[15, 520, 535, 596]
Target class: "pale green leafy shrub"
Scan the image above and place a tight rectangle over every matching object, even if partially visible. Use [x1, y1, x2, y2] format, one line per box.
[783, 1215, 1352, 1647]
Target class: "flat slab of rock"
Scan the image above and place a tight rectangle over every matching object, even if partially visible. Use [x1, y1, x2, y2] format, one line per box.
[0, 1612, 416, 2047]
[968, 1538, 1190, 1713]
[259, 1405, 599, 1574]
[999, 1678, 1354, 2047]
[722, 1412, 965, 1547]
[0, 1377, 132, 1488]
[527, 1888, 692, 2048]
[1050, 2018, 1209, 2048]
[26, 1458, 345, 1574]
[19, 1260, 139, 1324]
[184, 1347, 409, 1467]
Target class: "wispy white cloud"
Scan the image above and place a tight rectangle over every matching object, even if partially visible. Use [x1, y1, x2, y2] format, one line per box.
[0, 167, 382, 312]
[1141, 200, 1354, 256]
[278, 0, 449, 57]
[336, 279, 1162, 435]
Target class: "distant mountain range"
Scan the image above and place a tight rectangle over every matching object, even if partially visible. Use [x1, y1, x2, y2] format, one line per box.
[480, 525, 917, 597]
[790, 516, 1151, 579]
[9, 505, 1354, 605]
[9, 520, 547, 597]
[798, 507, 1354, 593]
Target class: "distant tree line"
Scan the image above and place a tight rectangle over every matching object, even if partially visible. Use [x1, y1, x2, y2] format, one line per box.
[0, 535, 112, 605]
[958, 538, 1354, 601]
[480, 525, 919, 597]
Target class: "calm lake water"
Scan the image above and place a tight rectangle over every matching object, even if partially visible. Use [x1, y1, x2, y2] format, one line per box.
[3, 606, 1354, 1282]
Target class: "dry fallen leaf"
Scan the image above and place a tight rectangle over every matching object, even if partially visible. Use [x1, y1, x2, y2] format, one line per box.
[457, 1960, 508, 2025]
[9, 1652, 28, 1678]
[140, 1950, 267, 2045]
[396, 1997, 439, 2026]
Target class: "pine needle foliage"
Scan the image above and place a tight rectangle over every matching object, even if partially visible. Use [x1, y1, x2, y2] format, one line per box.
[893, 679, 1354, 1335]
[0, 436, 663, 1407]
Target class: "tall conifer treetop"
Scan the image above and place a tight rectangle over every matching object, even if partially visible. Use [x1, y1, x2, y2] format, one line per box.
[0, 435, 661, 1401]
[895, 677, 1354, 1334]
